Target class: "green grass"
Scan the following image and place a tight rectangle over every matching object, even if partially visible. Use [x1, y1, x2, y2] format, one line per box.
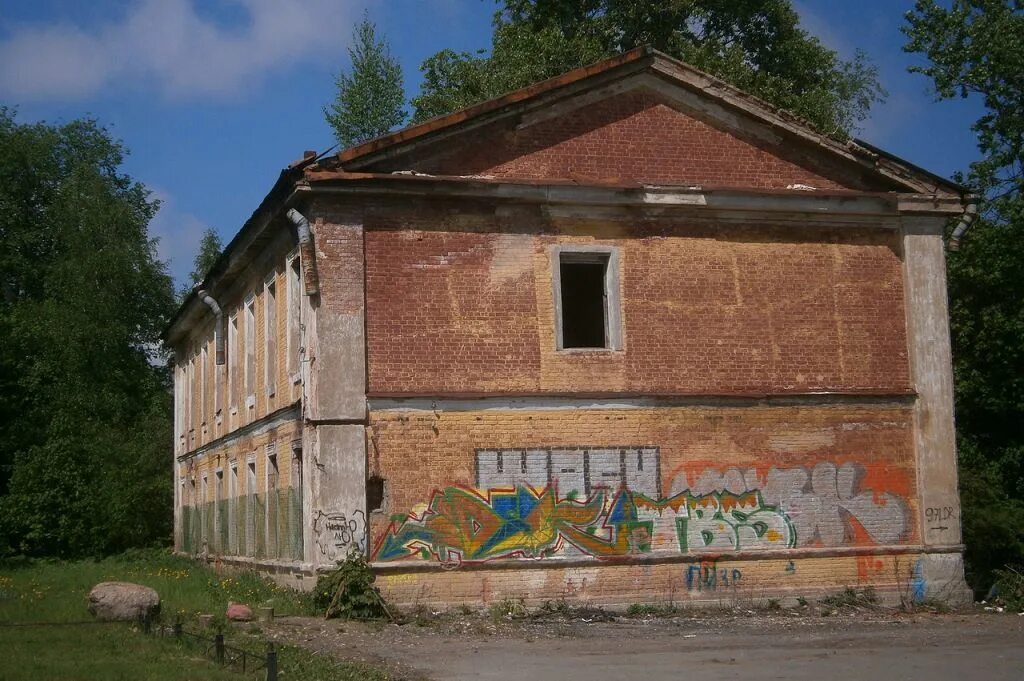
[0, 623, 244, 681]
[0, 548, 389, 680]
[0, 548, 316, 624]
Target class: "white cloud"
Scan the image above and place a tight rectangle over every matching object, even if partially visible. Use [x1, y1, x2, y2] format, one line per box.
[148, 188, 215, 288]
[0, 0, 366, 101]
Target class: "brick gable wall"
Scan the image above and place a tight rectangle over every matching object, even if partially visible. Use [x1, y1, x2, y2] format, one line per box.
[395, 90, 885, 191]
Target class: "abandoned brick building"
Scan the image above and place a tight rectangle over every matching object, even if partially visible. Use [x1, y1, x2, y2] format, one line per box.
[166, 48, 973, 606]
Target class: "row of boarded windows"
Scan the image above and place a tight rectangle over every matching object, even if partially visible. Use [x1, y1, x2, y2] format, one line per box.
[179, 442, 303, 562]
[180, 488, 303, 561]
[176, 255, 303, 453]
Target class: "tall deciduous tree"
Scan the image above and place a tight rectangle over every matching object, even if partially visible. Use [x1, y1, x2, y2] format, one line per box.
[324, 15, 406, 148]
[412, 0, 885, 137]
[189, 228, 223, 287]
[0, 108, 176, 557]
[178, 227, 224, 300]
[904, 0, 1024, 590]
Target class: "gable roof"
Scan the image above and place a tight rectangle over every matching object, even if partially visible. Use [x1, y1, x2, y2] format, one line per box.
[164, 48, 970, 346]
[331, 47, 964, 196]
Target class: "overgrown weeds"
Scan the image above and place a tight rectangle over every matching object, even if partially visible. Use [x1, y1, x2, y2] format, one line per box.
[489, 598, 529, 622]
[820, 587, 879, 610]
[313, 551, 391, 620]
[626, 602, 682, 617]
[991, 565, 1024, 612]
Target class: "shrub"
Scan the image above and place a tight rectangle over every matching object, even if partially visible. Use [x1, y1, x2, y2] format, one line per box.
[820, 587, 878, 609]
[312, 551, 389, 620]
[992, 566, 1024, 612]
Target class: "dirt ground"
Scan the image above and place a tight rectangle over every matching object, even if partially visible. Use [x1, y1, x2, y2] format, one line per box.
[264, 605, 1024, 681]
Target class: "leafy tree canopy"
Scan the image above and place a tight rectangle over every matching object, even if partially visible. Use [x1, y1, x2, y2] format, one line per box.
[325, 14, 407, 148]
[178, 227, 223, 300]
[0, 108, 176, 557]
[412, 0, 885, 137]
[189, 228, 223, 288]
[904, 0, 1024, 588]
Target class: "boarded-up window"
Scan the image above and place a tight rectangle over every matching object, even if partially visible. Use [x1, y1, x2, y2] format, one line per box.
[265, 279, 277, 397]
[200, 342, 208, 426]
[228, 314, 238, 411]
[244, 296, 256, 406]
[201, 473, 209, 546]
[229, 463, 238, 555]
[214, 469, 224, 552]
[246, 458, 257, 556]
[287, 257, 302, 379]
[266, 445, 279, 558]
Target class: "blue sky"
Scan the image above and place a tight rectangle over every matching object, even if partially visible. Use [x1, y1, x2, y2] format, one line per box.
[0, 1, 985, 286]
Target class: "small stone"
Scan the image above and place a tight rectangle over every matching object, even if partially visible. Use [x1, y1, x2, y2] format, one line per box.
[88, 582, 160, 622]
[227, 602, 253, 621]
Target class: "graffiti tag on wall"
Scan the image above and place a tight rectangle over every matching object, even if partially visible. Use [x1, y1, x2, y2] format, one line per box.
[673, 462, 908, 546]
[313, 509, 366, 562]
[477, 447, 660, 497]
[372, 485, 794, 566]
[686, 561, 742, 592]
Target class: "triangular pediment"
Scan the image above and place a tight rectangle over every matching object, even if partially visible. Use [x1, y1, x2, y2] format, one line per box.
[338, 49, 960, 196]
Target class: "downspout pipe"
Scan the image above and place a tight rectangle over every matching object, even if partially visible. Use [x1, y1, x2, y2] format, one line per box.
[286, 208, 320, 295]
[197, 289, 225, 365]
[949, 198, 979, 251]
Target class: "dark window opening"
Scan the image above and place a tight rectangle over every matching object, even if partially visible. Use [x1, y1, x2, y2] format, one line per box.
[560, 258, 608, 348]
[367, 476, 385, 512]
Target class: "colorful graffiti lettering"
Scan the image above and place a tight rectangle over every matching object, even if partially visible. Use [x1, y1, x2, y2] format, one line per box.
[372, 484, 795, 566]
[674, 462, 909, 546]
[373, 449, 909, 567]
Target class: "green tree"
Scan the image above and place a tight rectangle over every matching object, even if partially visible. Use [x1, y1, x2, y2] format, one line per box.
[324, 15, 406, 147]
[0, 108, 176, 557]
[412, 0, 885, 136]
[178, 227, 223, 300]
[189, 228, 223, 287]
[904, 0, 1024, 590]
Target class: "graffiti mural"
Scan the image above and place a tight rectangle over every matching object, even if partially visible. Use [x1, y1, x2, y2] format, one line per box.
[673, 462, 908, 546]
[372, 448, 909, 567]
[372, 484, 795, 566]
[477, 447, 660, 497]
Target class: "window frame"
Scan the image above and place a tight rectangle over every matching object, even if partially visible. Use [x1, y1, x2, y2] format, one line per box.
[244, 293, 256, 410]
[264, 272, 278, 399]
[551, 246, 623, 352]
[227, 312, 239, 415]
[286, 252, 302, 385]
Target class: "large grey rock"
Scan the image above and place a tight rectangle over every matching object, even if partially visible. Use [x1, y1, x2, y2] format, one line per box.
[88, 581, 160, 621]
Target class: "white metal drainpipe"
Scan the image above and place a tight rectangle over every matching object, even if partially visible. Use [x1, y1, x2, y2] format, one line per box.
[197, 289, 225, 365]
[286, 208, 320, 295]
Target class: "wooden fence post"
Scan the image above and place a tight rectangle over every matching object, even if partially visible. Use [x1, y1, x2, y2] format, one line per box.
[265, 641, 278, 681]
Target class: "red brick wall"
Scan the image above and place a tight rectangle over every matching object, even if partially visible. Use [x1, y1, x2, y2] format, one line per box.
[364, 208, 910, 397]
[397, 90, 881, 190]
[366, 403, 918, 562]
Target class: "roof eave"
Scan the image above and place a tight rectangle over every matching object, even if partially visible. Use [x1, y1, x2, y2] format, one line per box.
[161, 159, 315, 347]
[337, 47, 965, 199]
